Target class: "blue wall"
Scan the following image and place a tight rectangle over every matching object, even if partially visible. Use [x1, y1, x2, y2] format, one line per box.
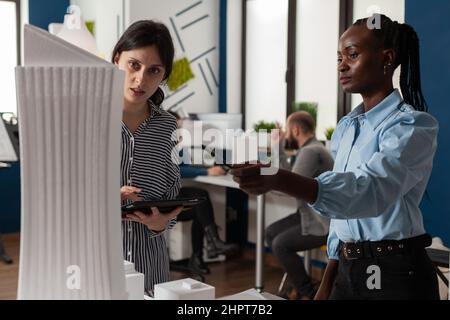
[0, 163, 20, 233]
[406, 0, 450, 245]
[29, 0, 69, 30]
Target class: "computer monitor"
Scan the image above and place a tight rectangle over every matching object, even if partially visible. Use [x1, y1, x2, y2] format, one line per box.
[184, 145, 233, 168]
[189, 113, 243, 132]
[180, 113, 243, 148]
[178, 113, 273, 166]
[177, 113, 242, 167]
[0, 113, 19, 162]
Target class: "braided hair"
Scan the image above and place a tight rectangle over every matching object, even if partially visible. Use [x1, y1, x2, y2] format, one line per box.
[354, 14, 428, 112]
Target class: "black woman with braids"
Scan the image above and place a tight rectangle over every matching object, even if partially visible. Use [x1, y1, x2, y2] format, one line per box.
[231, 14, 439, 300]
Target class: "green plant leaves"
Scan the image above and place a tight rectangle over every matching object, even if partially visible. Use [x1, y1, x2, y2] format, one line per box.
[167, 57, 195, 91]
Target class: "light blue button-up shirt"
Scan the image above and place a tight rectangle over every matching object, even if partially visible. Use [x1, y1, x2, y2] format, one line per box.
[311, 89, 439, 260]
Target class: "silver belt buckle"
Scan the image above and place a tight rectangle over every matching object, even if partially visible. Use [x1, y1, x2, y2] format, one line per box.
[343, 243, 358, 260]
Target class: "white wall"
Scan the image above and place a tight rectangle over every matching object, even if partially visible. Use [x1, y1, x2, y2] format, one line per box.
[245, 0, 288, 130]
[351, 0, 405, 109]
[296, 0, 340, 140]
[126, 0, 220, 114]
[0, 1, 18, 114]
[71, 0, 124, 61]
[72, 0, 220, 114]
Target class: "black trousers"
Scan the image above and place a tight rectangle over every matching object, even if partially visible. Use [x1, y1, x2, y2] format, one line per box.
[177, 187, 215, 255]
[329, 248, 440, 300]
[265, 213, 328, 297]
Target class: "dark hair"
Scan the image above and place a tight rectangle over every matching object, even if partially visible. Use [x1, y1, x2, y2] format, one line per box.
[111, 20, 175, 106]
[167, 110, 180, 120]
[289, 111, 316, 134]
[354, 14, 427, 112]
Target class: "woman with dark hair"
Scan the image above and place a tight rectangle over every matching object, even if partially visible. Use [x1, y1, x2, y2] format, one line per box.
[231, 14, 440, 300]
[113, 20, 182, 296]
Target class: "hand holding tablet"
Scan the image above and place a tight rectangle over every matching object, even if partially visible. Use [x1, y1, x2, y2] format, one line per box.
[121, 197, 206, 216]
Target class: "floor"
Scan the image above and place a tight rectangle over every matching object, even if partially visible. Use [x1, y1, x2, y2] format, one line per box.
[0, 234, 19, 300]
[0, 233, 289, 300]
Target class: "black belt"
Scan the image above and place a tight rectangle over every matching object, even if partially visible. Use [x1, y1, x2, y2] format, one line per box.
[341, 234, 432, 260]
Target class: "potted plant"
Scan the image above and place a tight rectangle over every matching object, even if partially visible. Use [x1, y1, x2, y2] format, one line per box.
[253, 120, 277, 133]
[324, 127, 335, 150]
[253, 121, 277, 156]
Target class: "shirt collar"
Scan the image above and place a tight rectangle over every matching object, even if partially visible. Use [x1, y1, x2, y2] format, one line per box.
[121, 101, 162, 135]
[345, 89, 404, 131]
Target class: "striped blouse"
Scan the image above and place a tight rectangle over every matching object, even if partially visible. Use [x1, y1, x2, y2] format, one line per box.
[121, 102, 180, 296]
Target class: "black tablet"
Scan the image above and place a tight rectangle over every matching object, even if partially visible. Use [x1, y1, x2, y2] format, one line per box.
[121, 197, 206, 216]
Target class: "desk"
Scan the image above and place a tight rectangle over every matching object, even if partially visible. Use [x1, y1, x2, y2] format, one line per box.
[189, 175, 266, 292]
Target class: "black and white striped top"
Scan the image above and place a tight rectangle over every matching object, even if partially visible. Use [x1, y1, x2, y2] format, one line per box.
[121, 102, 180, 296]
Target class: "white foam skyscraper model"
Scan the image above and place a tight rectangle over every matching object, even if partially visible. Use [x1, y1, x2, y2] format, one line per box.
[16, 24, 126, 299]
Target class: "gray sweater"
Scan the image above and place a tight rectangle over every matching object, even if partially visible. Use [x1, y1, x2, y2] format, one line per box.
[280, 137, 334, 236]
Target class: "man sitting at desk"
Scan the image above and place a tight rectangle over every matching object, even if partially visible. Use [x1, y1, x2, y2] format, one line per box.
[169, 111, 238, 275]
[265, 111, 333, 300]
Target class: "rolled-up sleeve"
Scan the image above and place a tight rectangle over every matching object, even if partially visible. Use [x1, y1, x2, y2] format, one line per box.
[311, 112, 438, 220]
[326, 220, 341, 260]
